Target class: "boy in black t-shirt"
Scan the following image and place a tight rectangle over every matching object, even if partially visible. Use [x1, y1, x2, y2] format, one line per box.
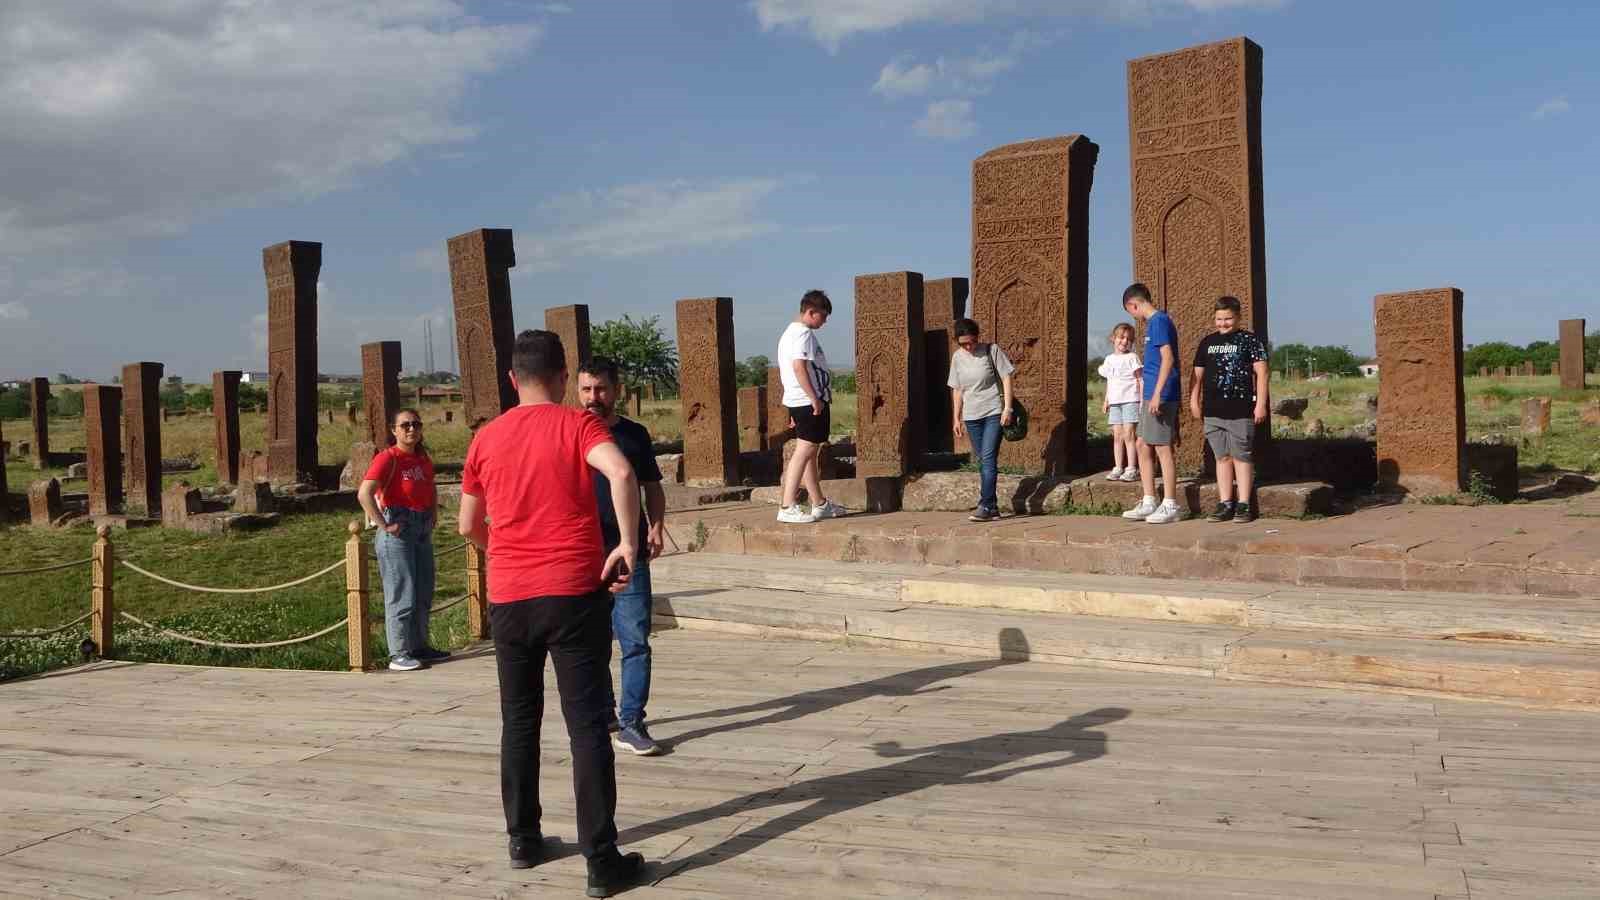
[1188, 296, 1269, 523]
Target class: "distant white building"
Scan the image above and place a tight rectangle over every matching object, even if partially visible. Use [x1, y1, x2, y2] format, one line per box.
[1359, 364, 1379, 378]
[240, 371, 270, 383]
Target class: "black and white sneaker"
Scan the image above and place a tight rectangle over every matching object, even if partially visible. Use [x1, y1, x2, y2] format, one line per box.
[1207, 501, 1236, 523]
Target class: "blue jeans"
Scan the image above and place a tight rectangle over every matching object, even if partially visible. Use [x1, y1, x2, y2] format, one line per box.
[966, 414, 1002, 514]
[606, 554, 652, 728]
[375, 507, 436, 659]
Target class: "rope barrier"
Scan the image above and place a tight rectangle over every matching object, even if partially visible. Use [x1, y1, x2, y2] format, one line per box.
[118, 558, 344, 594]
[434, 541, 469, 558]
[117, 612, 349, 649]
[430, 593, 470, 614]
[0, 558, 94, 578]
[0, 611, 94, 640]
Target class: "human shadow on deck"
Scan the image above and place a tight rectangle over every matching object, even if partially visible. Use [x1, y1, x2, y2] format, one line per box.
[651, 627, 1033, 750]
[623, 705, 1131, 880]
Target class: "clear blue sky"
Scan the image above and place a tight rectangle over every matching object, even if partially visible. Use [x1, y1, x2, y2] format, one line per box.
[1, 0, 1595, 381]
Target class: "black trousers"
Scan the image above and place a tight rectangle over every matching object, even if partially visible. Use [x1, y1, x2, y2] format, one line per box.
[491, 592, 619, 859]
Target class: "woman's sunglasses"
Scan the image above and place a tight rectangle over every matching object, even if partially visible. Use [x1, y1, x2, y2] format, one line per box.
[397, 421, 423, 431]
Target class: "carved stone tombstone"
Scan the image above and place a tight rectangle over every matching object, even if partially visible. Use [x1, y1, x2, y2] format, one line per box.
[675, 297, 739, 486]
[923, 277, 968, 454]
[972, 135, 1098, 475]
[738, 385, 768, 453]
[212, 371, 242, 485]
[1559, 318, 1586, 390]
[28, 478, 63, 527]
[263, 240, 321, 483]
[1522, 397, 1552, 436]
[84, 385, 123, 516]
[29, 377, 49, 468]
[161, 482, 202, 528]
[448, 228, 517, 429]
[361, 341, 402, 448]
[765, 366, 791, 456]
[1478, 366, 1489, 378]
[544, 305, 591, 407]
[1128, 37, 1268, 475]
[855, 272, 926, 477]
[1495, 366, 1507, 380]
[1374, 288, 1465, 495]
[1522, 360, 1535, 377]
[122, 362, 164, 517]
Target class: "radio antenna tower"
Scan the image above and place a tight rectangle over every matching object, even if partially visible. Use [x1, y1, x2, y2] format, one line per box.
[423, 319, 436, 374]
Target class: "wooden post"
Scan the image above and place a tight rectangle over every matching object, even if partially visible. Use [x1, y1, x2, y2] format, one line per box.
[467, 542, 489, 641]
[344, 521, 371, 671]
[91, 525, 114, 659]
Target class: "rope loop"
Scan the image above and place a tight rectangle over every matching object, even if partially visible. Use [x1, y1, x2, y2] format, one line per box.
[117, 612, 349, 649]
[0, 558, 94, 578]
[0, 611, 94, 640]
[119, 558, 344, 594]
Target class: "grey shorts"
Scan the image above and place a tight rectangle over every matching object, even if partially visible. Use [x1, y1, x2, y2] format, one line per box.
[1204, 417, 1254, 462]
[1139, 401, 1178, 445]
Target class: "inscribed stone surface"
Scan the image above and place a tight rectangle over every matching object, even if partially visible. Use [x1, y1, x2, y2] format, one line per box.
[448, 229, 517, 429]
[544, 305, 591, 407]
[85, 385, 123, 516]
[1523, 360, 1535, 377]
[765, 366, 791, 455]
[1374, 288, 1465, 495]
[28, 478, 62, 527]
[29, 377, 49, 468]
[972, 135, 1097, 475]
[1128, 37, 1267, 475]
[1521, 397, 1552, 436]
[738, 385, 768, 453]
[923, 277, 968, 454]
[213, 371, 242, 484]
[263, 241, 321, 482]
[855, 272, 926, 477]
[1559, 318, 1586, 390]
[361, 342, 402, 448]
[675, 297, 739, 486]
[122, 362, 164, 517]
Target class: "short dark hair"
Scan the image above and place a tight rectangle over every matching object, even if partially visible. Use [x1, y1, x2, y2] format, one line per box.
[800, 289, 832, 315]
[954, 318, 981, 339]
[1214, 295, 1242, 314]
[577, 356, 620, 386]
[511, 329, 565, 383]
[1122, 283, 1151, 306]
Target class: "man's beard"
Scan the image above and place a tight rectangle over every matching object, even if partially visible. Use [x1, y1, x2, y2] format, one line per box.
[585, 401, 613, 418]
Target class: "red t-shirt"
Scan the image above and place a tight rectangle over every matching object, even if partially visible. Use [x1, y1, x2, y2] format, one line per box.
[461, 404, 613, 603]
[363, 447, 435, 511]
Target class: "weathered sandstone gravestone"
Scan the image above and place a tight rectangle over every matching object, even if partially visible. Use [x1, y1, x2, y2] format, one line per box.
[1581, 400, 1600, 427]
[235, 481, 274, 514]
[675, 297, 739, 486]
[361, 341, 402, 448]
[855, 271, 927, 477]
[1522, 360, 1535, 377]
[765, 366, 791, 456]
[122, 362, 164, 517]
[84, 385, 123, 516]
[1521, 397, 1551, 436]
[346, 402, 358, 425]
[29, 377, 49, 468]
[1478, 366, 1489, 378]
[263, 241, 321, 483]
[28, 478, 62, 527]
[449, 228, 517, 429]
[1129, 37, 1268, 475]
[1551, 362, 1562, 378]
[738, 385, 767, 453]
[342, 442, 376, 492]
[1494, 366, 1507, 380]
[972, 135, 1098, 475]
[1374, 288, 1465, 495]
[161, 482, 202, 528]
[544, 305, 591, 407]
[212, 371, 242, 485]
[922, 277, 968, 454]
[1560, 318, 1586, 390]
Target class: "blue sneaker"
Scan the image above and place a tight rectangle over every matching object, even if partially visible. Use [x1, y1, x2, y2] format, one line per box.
[388, 655, 423, 672]
[416, 646, 451, 661]
[611, 723, 661, 756]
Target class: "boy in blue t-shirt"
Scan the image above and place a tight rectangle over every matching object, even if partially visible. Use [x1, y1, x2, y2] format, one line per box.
[1120, 283, 1182, 524]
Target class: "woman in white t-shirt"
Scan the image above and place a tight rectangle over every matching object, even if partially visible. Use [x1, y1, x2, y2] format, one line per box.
[1097, 322, 1142, 482]
[947, 318, 1015, 522]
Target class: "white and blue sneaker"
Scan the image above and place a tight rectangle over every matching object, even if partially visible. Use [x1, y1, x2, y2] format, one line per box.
[612, 723, 662, 756]
[388, 655, 423, 672]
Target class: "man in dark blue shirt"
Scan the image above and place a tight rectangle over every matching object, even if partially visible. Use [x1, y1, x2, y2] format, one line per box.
[578, 358, 666, 756]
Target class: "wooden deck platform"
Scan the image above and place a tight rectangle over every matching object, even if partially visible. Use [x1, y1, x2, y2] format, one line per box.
[3, 630, 1598, 898]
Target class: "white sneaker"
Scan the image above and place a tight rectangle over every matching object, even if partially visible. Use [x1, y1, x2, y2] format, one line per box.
[1143, 501, 1182, 524]
[813, 500, 847, 520]
[1106, 467, 1123, 481]
[1119, 467, 1141, 482]
[777, 504, 817, 524]
[1122, 497, 1158, 520]
[388, 655, 423, 672]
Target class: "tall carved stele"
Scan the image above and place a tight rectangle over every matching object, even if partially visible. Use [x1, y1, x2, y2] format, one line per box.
[84, 385, 123, 517]
[361, 341, 402, 448]
[675, 297, 739, 486]
[29, 377, 49, 468]
[1559, 319, 1587, 391]
[121, 362, 164, 517]
[1375, 288, 1465, 496]
[448, 229, 517, 429]
[544, 305, 591, 407]
[854, 271, 926, 477]
[212, 371, 241, 484]
[923, 277, 968, 454]
[262, 241, 321, 483]
[971, 135, 1098, 475]
[1128, 37, 1268, 475]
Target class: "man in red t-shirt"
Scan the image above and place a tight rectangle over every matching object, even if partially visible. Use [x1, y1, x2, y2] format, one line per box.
[458, 329, 645, 895]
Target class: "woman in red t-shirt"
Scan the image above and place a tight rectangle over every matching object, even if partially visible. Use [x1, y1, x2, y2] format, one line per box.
[356, 408, 442, 672]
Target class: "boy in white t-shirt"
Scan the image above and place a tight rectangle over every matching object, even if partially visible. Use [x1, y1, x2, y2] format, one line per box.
[775, 290, 845, 525]
[1097, 322, 1142, 482]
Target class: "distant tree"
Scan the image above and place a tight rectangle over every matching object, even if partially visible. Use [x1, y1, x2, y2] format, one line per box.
[1269, 343, 1360, 377]
[735, 354, 770, 388]
[53, 373, 83, 385]
[0, 387, 24, 420]
[1463, 341, 1526, 373]
[1087, 356, 1106, 381]
[187, 387, 213, 411]
[55, 390, 83, 418]
[591, 315, 679, 398]
[831, 370, 857, 394]
[1588, 330, 1600, 372]
[238, 383, 268, 412]
[160, 382, 188, 413]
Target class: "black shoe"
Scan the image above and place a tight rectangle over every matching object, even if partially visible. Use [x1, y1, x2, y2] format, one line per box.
[416, 646, 452, 661]
[605, 711, 620, 734]
[508, 835, 544, 870]
[1206, 501, 1236, 523]
[968, 508, 997, 522]
[586, 851, 645, 897]
[1234, 502, 1257, 523]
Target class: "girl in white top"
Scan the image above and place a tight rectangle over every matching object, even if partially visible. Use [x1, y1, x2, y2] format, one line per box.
[1097, 322, 1142, 482]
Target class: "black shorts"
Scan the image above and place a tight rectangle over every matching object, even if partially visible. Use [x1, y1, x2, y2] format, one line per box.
[787, 402, 830, 444]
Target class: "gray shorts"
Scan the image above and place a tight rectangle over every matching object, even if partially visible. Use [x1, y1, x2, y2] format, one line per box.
[1204, 417, 1254, 462]
[1139, 401, 1178, 445]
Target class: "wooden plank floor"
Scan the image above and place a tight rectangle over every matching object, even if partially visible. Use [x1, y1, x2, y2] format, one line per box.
[2, 632, 1597, 898]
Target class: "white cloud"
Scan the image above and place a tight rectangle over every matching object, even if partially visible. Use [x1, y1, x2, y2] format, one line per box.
[539, 2, 574, 12]
[1532, 96, 1570, 120]
[873, 58, 938, 97]
[753, 0, 1283, 48]
[872, 31, 1045, 98]
[914, 99, 976, 139]
[0, 301, 29, 321]
[0, 1, 538, 254]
